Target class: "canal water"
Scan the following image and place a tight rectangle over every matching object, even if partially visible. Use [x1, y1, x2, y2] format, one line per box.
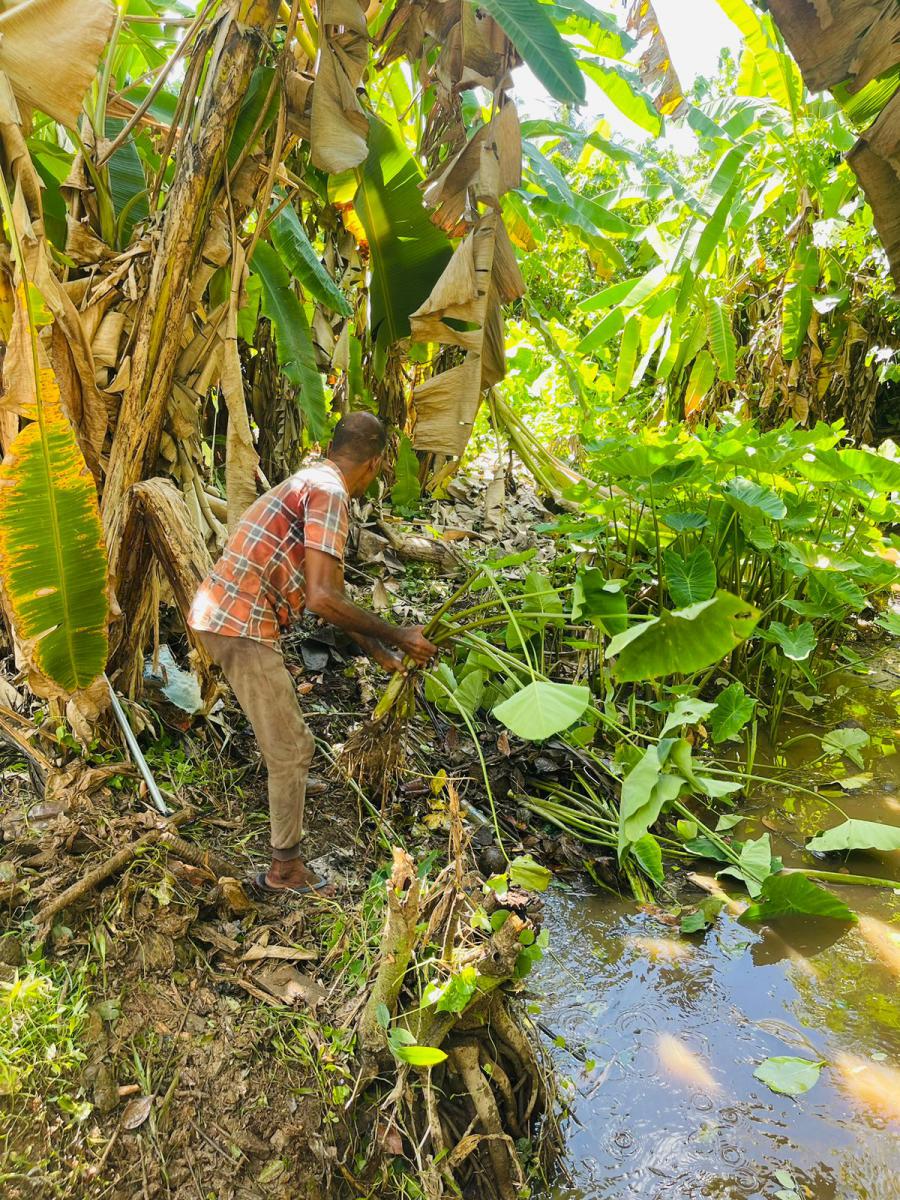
[536, 649, 900, 1199]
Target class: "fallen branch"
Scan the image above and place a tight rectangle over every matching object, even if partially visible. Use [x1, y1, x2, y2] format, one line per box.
[32, 810, 234, 927]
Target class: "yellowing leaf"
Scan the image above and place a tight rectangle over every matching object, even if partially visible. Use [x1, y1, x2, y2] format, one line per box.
[0, 366, 108, 694]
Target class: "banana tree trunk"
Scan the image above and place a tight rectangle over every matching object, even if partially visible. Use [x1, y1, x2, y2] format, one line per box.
[101, 0, 280, 565]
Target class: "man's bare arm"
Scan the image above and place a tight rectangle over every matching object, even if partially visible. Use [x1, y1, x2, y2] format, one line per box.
[304, 547, 436, 664]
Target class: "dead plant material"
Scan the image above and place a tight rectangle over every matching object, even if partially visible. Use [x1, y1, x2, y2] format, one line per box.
[32, 809, 236, 928]
[336, 700, 410, 798]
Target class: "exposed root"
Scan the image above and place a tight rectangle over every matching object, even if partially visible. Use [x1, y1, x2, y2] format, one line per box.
[347, 839, 558, 1197]
[32, 809, 236, 929]
[336, 705, 408, 797]
[449, 1041, 523, 1200]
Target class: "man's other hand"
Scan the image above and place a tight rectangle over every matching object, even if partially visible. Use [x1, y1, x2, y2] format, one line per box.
[396, 625, 438, 665]
[369, 641, 406, 673]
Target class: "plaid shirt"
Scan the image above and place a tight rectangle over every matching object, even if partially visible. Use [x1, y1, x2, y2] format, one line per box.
[189, 461, 349, 645]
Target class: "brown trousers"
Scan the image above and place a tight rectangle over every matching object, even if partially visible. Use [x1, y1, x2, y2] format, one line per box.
[197, 630, 314, 860]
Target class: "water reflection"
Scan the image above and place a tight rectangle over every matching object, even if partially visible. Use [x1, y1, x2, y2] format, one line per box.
[535, 650, 900, 1200]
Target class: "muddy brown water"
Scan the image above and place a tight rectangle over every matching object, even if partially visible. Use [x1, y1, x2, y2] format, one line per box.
[536, 648, 900, 1199]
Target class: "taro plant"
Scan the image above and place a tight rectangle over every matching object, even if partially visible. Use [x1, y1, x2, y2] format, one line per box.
[555, 416, 899, 731]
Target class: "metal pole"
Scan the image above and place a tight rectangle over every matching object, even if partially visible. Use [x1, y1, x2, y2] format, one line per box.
[105, 675, 171, 816]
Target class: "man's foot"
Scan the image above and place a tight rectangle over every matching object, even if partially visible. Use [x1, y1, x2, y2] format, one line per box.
[252, 857, 336, 897]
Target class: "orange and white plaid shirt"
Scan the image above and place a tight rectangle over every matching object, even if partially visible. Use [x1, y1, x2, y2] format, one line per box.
[189, 460, 349, 645]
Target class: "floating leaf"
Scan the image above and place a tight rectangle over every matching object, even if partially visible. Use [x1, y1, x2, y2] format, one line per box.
[753, 1056, 824, 1097]
[807, 820, 900, 854]
[494, 681, 590, 741]
[742, 872, 855, 922]
[821, 727, 869, 769]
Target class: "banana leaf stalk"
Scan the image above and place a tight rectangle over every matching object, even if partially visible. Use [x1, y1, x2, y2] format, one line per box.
[490, 392, 619, 505]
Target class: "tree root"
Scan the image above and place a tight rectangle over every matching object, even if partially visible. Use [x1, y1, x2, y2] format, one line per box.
[449, 1041, 523, 1200]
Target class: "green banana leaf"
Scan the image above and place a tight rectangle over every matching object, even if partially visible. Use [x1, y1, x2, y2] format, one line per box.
[715, 0, 801, 116]
[782, 235, 819, 360]
[0, 360, 108, 694]
[106, 118, 150, 246]
[580, 61, 661, 134]
[352, 118, 453, 365]
[252, 240, 329, 443]
[706, 296, 737, 382]
[476, 0, 585, 106]
[271, 203, 352, 317]
[227, 67, 278, 169]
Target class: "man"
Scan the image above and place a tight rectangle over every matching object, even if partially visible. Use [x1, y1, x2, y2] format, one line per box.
[189, 412, 436, 895]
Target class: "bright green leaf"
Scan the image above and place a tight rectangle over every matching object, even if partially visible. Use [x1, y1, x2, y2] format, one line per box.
[607, 592, 760, 682]
[477, 0, 586, 104]
[742, 872, 855, 922]
[271, 203, 352, 316]
[807, 819, 900, 854]
[664, 546, 716, 607]
[710, 682, 756, 743]
[753, 1056, 824, 1097]
[494, 681, 591, 741]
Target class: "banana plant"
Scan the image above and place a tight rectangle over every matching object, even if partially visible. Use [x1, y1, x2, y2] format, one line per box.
[0, 179, 108, 696]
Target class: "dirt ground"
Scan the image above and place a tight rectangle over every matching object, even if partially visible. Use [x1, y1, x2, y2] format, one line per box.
[0, 647, 418, 1199]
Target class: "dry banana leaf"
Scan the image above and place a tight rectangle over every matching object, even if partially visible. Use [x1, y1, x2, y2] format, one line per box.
[0, 0, 115, 128]
[310, 0, 370, 173]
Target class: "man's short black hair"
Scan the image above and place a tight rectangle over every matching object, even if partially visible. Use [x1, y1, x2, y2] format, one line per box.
[330, 412, 388, 463]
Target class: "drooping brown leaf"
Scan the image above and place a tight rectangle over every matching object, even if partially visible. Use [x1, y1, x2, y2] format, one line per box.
[626, 0, 686, 118]
[424, 101, 521, 233]
[412, 354, 484, 457]
[310, 0, 370, 173]
[0, 0, 115, 129]
[411, 200, 523, 456]
[219, 245, 259, 528]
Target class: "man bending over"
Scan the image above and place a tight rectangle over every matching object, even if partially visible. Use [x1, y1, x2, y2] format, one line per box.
[189, 412, 436, 895]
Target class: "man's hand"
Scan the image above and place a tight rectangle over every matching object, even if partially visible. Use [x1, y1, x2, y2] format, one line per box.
[367, 640, 406, 674]
[396, 625, 438, 665]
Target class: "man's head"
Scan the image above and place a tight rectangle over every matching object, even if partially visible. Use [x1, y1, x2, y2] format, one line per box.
[328, 412, 388, 497]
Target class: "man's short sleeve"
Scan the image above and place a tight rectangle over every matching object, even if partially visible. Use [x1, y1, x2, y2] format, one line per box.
[304, 481, 349, 562]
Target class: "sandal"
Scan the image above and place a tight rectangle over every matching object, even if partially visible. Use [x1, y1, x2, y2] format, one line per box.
[250, 870, 334, 897]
